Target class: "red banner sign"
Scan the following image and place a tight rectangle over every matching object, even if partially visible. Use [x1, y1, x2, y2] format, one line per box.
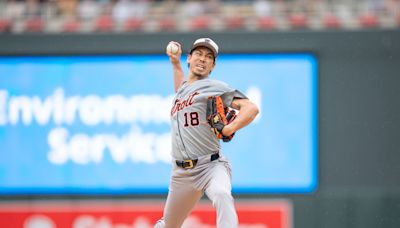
[0, 200, 292, 228]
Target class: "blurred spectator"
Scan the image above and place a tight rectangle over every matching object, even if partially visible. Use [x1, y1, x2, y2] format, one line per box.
[25, 0, 41, 18]
[253, 0, 274, 31]
[162, 0, 179, 15]
[100, 0, 115, 17]
[131, 0, 150, 18]
[336, 2, 352, 22]
[63, 18, 81, 32]
[57, 0, 78, 19]
[288, 13, 308, 28]
[224, 15, 245, 30]
[189, 16, 211, 30]
[306, 0, 324, 17]
[253, 0, 272, 17]
[112, 0, 132, 22]
[158, 17, 176, 31]
[0, 18, 12, 33]
[24, 17, 44, 32]
[124, 17, 144, 31]
[94, 14, 114, 32]
[290, 0, 308, 14]
[359, 12, 379, 27]
[4, 0, 26, 20]
[368, 0, 385, 13]
[204, 0, 221, 15]
[258, 16, 276, 29]
[384, 0, 400, 16]
[77, 0, 101, 20]
[323, 13, 341, 28]
[271, 0, 289, 17]
[180, 0, 205, 18]
[41, 0, 58, 19]
[112, 0, 150, 24]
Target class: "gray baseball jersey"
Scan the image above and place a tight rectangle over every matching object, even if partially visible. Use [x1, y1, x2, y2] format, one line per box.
[170, 78, 247, 160]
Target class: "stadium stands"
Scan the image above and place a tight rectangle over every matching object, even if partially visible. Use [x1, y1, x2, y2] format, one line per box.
[94, 15, 114, 32]
[124, 17, 144, 31]
[189, 16, 212, 31]
[323, 14, 341, 29]
[24, 17, 44, 32]
[158, 17, 176, 31]
[359, 13, 379, 28]
[0, 19, 12, 33]
[62, 19, 80, 33]
[224, 15, 246, 30]
[288, 13, 308, 29]
[0, 0, 398, 33]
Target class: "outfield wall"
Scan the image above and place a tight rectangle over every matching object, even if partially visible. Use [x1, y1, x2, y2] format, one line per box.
[1, 30, 399, 228]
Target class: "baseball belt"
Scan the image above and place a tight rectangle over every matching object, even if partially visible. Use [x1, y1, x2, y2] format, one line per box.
[176, 153, 220, 169]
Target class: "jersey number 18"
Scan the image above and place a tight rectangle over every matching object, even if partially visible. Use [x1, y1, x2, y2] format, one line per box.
[184, 112, 199, 127]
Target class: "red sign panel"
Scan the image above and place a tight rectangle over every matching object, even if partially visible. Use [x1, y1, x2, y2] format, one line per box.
[0, 200, 292, 228]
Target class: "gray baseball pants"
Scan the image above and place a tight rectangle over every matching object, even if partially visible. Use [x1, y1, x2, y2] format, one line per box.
[154, 153, 238, 228]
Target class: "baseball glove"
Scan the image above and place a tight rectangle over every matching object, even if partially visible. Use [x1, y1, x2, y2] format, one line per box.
[206, 96, 237, 142]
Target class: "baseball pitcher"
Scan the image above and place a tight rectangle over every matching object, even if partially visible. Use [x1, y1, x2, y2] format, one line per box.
[154, 38, 259, 228]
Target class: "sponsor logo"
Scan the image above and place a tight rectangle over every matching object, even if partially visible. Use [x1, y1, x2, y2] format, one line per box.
[0, 87, 261, 165]
[0, 200, 290, 228]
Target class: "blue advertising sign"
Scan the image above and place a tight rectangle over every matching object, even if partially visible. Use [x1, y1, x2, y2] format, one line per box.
[0, 54, 317, 194]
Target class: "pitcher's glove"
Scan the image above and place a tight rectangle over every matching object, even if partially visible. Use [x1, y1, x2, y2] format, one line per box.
[206, 96, 237, 142]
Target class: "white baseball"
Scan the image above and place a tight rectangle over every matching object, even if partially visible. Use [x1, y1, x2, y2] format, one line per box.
[166, 42, 179, 54]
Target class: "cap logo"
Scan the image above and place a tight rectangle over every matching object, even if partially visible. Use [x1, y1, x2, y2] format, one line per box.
[191, 38, 219, 57]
